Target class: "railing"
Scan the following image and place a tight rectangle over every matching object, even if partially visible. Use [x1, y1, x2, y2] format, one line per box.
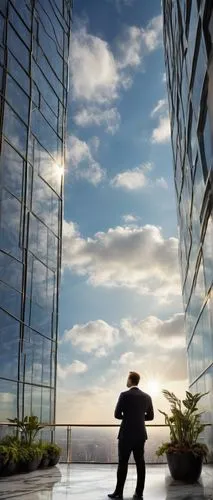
[0, 423, 212, 464]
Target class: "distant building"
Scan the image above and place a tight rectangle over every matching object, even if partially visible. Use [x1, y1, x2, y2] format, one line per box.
[163, 0, 213, 452]
[0, 0, 72, 423]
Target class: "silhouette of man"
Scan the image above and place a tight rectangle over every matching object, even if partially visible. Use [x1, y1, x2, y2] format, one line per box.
[108, 371, 154, 500]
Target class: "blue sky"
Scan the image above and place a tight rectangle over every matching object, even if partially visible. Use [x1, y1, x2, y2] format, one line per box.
[56, 0, 187, 423]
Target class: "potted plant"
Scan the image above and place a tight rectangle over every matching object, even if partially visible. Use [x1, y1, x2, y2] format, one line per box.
[0, 443, 19, 476]
[40, 443, 61, 467]
[0, 445, 9, 475]
[8, 416, 45, 445]
[19, 444, 42, 472]
[156, 390, 209, 482]
[39, 443, 50, 468]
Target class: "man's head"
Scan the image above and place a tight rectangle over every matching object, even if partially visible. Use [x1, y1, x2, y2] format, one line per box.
[127, 371, 140, 388]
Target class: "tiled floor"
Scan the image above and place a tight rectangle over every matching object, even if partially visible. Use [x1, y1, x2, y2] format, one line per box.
[0, 464, 212, 499]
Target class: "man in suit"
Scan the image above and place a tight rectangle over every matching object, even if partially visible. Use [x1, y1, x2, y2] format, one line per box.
[108, 371, 154, 500]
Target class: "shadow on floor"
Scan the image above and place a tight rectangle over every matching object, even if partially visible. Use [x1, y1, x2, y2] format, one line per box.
[165, 476, 206, 500]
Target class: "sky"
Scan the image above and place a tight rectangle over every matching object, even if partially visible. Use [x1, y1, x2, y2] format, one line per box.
[56, 0, 188, 424]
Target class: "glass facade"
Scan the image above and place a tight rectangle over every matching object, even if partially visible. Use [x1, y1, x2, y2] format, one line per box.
[163, 0, 213, 453]
[0, 0, 72, 423]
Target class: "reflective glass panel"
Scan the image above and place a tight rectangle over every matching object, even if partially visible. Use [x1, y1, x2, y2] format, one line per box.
[0, 308, 19, 380]
[6, 74, 29, 123]
[0, 189, 22, 259]
[0, 379, 17, 420]
[0, 141, 24, 200]
[7, 25, 30, 71]
[3, 103, 27, 157]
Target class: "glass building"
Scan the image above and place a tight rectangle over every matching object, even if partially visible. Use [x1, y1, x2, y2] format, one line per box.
[163, 0, 213, 452]
[0, 0, 72, 423]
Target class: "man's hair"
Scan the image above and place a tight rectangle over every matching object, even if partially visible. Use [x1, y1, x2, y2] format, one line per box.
[129, 371, 140, 386]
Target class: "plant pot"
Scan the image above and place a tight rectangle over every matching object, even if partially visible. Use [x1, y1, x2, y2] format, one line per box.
[21, 456, 42, 473]
[0, 455, 7, 476]
[48, 454, 60, 466]
[167, 451, 203, 483]
[39, 456, 50, 468]
[2, 460, 17, 476]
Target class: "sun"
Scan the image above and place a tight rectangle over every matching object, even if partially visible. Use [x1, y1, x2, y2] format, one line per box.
[145, 379, 161, 397]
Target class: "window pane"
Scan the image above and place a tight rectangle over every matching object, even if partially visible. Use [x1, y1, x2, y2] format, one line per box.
[9, 3, 31, 47]
[7, 25, 30, 71]
[0, 251, 23, 291]
[31, 108, 62, 162]
[0, 189, 22, 259]
[33, 139, 62, 195]
[0, 308, 19, 381]
[203, 214, 213, 292]
[28, 213, 48, 264]
[11, 0, 31, 27]
[6, 74, 29, 123]
[32, 61, 59, 114]
[0, 379, 17, 420]
[3, 103, 27, 157]
[0, 281, 22, 318]
[8, 52, 30, 95]
[0, 141, 24, 199]
[32, 173, 59, 234]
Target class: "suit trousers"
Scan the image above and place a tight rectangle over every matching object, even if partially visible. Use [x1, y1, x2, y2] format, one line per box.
[115, 439, 145, 496]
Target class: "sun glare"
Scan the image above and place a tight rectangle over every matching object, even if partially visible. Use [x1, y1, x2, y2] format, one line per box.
[146, 379, 161, 397]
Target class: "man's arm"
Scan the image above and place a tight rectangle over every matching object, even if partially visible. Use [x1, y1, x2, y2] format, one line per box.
[145, 396, 154, 421]
[114, 393, 124, 420]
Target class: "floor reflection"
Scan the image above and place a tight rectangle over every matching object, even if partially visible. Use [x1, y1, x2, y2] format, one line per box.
[0, 464, 212, 500]
[166, 478, 205, 500]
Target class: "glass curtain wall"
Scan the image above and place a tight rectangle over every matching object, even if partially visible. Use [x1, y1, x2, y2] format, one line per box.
[0, 0, 72, 423]
[162, 0, 213, 454]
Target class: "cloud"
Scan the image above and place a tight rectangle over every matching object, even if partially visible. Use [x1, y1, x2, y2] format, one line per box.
[71, 26, 119, 104]
[111, 163, 168, 191]
[111, 163, 150, 190]
[63, 221, 180, 300]
[150, 98, 171, 144]
[63, 319, 120, 356]
[0, 392, 16, 403]
[57, 361, 88, 379]
[122, 214, 140, 224]
[155, 177, 168, 189]
[56, 312, 187, 423]
[151, 116, 171, 144]
[117, 26, 145, 70]
[121, 313, 185, 349]
[74, 106, 121, 134]
[67, 135, 105, 185]
[150, 98, 167, 117]
[70, 16, 163, 134]
[142, 15, 163, 51]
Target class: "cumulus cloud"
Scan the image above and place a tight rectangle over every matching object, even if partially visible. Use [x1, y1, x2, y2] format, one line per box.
[71, 26, 119, 104]
[63, 319, 120, 356]
[74, 106, 121, 134]
[57, 361, 88, 379]
[67, 135, 105, 185]
[111, 164, 150, 190]
[56, 312, 187, 423]
[150, 98, 171, 144]
[142, 15, 163, 51]
[111, 163, 168, 191]
[151, 116, 171, 144]
[70, 15, 162, 134]
[63, 221, 180, 299]
[121, 313, 185, 349]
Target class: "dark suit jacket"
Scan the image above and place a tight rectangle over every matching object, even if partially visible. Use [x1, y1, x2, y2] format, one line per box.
[114, 387, 154, 443]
